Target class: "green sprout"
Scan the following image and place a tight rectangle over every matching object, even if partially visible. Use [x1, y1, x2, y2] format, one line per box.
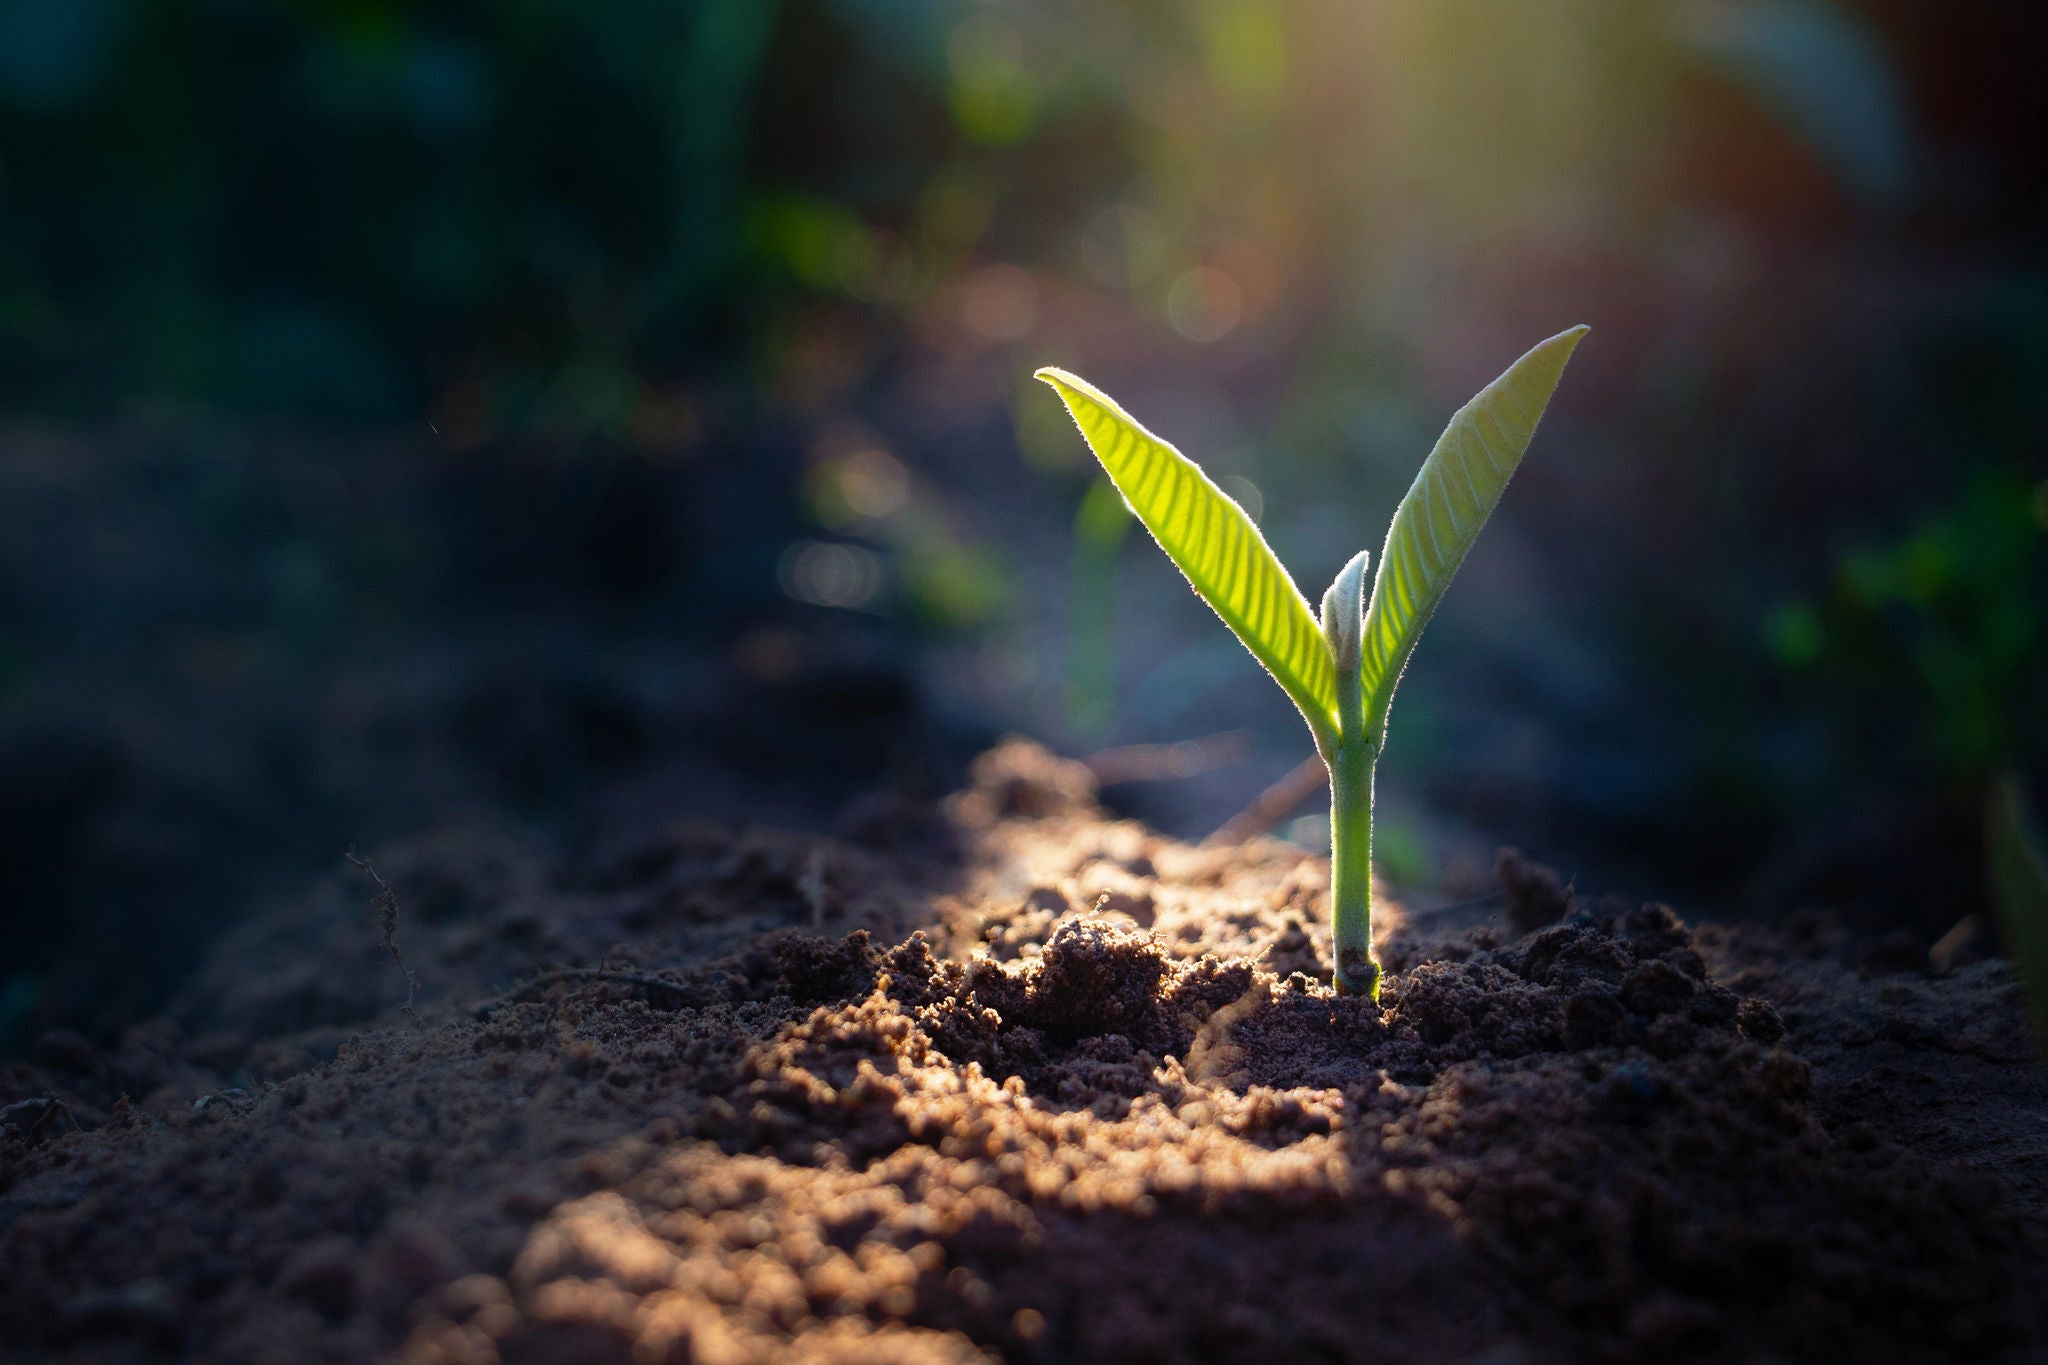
[1037, 325, 1588, 998]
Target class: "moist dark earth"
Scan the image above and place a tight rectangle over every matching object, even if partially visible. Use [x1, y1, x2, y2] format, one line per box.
[3, 742, 2044, 1364]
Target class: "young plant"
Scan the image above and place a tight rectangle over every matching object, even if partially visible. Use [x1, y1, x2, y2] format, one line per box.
[1037, 325, 1588, 998]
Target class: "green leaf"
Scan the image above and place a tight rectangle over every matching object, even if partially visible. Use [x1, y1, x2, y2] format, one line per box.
[1359, 325, 1588, 746]
[1035, 367, 1338, 752]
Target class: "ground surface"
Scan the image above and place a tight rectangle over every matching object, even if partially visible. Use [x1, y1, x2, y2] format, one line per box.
[3, 740, 2044, 1364]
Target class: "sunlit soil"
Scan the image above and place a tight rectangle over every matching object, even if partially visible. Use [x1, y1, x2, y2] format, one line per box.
[3, 743, 2043, 1363]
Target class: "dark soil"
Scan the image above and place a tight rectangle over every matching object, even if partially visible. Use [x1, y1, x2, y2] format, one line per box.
[3, 741, 2044, 1363]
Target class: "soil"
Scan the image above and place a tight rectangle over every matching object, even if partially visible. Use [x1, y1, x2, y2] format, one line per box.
[3, 740, 2044, 1364]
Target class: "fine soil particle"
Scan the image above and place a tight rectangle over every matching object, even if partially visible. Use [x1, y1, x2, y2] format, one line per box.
[3, 741, 2044, 1363]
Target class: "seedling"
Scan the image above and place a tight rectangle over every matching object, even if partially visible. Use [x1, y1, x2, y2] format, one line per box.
[1037, 325, 1587, 998]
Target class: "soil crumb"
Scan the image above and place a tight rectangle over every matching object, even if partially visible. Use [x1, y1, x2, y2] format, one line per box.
[3, 740, 2044, 1363]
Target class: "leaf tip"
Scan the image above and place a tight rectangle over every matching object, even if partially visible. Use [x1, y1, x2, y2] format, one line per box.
[1546, 322, 1591, 354]
[1496, 324, 1591, 403]
[1033, 367, 1127, 424]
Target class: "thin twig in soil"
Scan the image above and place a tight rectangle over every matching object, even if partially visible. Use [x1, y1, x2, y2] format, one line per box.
[1084, 730, 1251, 786]
[1402, 888, 1507, 920]
[471, 968, 694, 1018]
[347, 848, 421, 1026]
[1206, 754, 1326, 846]
[1207, 766, 1515, 921]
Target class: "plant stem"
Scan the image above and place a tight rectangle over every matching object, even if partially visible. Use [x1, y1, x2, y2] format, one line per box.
[1329, 734, 1380, 998]
[1320, 546, 1378, 999]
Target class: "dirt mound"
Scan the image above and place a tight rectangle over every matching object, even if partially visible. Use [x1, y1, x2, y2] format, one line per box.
[3, 742, 2043, 1363]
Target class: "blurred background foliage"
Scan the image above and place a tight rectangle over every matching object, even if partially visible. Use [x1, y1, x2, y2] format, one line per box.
[2, 0, 2045, 1043]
